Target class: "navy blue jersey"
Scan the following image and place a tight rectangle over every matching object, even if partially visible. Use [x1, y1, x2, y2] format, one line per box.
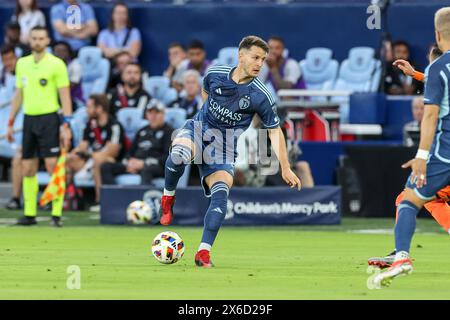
[194, 65, 280, 134]
[424, 51, 450, 161]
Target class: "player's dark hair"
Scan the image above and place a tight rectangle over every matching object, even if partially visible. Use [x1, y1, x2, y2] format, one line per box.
[114, 51, 132, 62]
[90, 94, 110, 113]
[268, 35, 285, 46]
[239, 35, 269, 53]
[52, 41, 74, 59]
[124, 62, 142, 73]
[5, 21, 21, 32]
[1, 44, 16, 56]
[108, 2, 132, 31]
[30, 25, 48, 35]
[393, 40, 410, 50]
[188, 40, 205, 51]
[169, 42, 185, 51]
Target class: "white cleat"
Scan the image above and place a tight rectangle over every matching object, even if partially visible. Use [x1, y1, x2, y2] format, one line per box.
[372, 258, 413, 288]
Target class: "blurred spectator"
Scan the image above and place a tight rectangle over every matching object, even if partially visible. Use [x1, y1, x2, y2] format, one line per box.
[163, 42, 188, 92]
[168, 69, 202, 119]
[0, 45, 17, 104]
[66, 94, 126, 211]
[50, 0, 99, 52]
[108, 51, 133, 90]
[265, 120, 314, 187]
[384, 40, 423, 95]
[11, 0, 46, 45]
[258, 36, 304, 91]
[1, 45, 22, 210]
[97, 2, 142, 60]
[52, 41, 84, 110]
[101, 100, 173, 186]
[107, 62, 152, 117]
[4, 22, 31, 57]
[234, 117, 266, 187]
[177, 40, 211, 82]
[403, 96, 424, 147]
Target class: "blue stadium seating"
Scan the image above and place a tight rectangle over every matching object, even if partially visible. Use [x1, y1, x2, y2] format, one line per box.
[330, 47, 381, 123]
[333, 47, 380, 92]
[116, 108, 148, 141]
[299, 47, 339, 90]
[71, 107, 88, 147]
[212, 47, 239, 67]
[143, 76, 178, 106]
[165, 108, 187, 129]
[77, 47, 110, 101]
[0, 107, 22, 159]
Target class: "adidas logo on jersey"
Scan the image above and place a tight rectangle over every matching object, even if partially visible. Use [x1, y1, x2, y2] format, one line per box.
[212, 207, 223, 214]
[215, 88, 222, 95]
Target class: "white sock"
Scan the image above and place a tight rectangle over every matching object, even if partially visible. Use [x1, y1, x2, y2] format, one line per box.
[163, 189, 175, 196]
[395, 251, 409, 261]
[198, 242, 211, 252]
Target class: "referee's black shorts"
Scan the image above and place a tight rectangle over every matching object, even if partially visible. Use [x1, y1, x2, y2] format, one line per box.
[22, 112, 61, 159]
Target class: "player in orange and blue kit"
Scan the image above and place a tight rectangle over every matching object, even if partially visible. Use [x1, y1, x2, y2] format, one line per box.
[368, 43, 450, 269]
[369, 7, 450, 287]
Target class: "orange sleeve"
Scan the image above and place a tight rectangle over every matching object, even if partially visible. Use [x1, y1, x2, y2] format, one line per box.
[413, 71, 425, 82]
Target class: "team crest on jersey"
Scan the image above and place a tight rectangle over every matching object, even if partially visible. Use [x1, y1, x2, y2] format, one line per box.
[239, 95, 251, 109]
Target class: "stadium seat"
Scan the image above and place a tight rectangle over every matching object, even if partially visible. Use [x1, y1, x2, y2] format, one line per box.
[212, 47, 239, 67]
[0, 107, 22, 158]
[116, 108, 148, 141]
[333, 47, 379, 92]
[143, 76, 178, 106]
[71, 107, 88, 147]
[299, 47, 339, 90]
[115, 165, 190, 188]
[77, 47, 110, 101]
[331, 47, 381, 123]
[370, 60, 382, 92]
[165, 108, 187, 129]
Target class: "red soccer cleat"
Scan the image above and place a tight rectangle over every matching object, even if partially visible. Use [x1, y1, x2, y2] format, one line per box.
[195, 250, 214, 268]
[159, 195, 175, 226]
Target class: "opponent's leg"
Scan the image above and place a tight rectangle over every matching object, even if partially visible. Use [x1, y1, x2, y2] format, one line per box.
[160, 137, 196, 225]
[195, 170, 233, 268]
[424, 200, 450, 233]
[368, 190, 406, 268]
[373, 188, 426, 287]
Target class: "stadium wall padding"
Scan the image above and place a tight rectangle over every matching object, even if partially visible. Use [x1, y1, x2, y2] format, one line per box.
[100, 186, 341, 225]
[0, 3, 442, 75]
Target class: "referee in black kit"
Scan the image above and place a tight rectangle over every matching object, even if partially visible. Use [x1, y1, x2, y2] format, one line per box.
[7, 26, 72, 227]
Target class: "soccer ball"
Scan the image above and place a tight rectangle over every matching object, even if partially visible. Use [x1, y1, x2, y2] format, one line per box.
[126, 200, 152, 224]
[151, 231, 185, 264]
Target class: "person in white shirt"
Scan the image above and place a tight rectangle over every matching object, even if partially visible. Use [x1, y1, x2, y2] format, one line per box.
[0, 45, 23, 210]
[258, 36, 304, 96]
[12, 0, 46, 45]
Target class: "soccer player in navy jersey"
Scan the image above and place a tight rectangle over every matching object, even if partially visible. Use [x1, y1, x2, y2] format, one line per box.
[372, 7, 450, 287]
[158, 35, 302, 267]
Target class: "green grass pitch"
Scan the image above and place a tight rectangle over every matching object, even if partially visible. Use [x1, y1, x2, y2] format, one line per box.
[0, 209, 450, 299]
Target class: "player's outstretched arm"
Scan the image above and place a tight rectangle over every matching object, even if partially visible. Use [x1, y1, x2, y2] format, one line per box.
[393, 59, 424, 82]
[268, 127, 302, 190]
[6, 88, 23, 143]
